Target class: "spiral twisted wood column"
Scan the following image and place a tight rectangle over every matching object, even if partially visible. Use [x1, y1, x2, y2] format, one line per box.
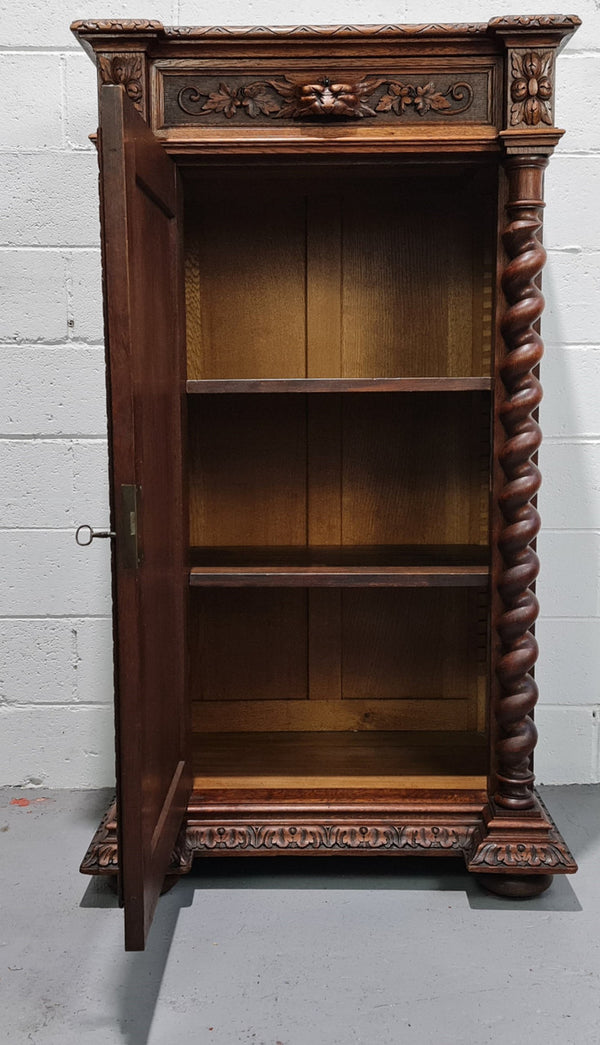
[494, 155, 548, 811]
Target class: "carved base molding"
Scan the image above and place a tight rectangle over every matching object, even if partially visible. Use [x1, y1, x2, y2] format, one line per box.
[81, 791, 576, 889]
[465, 793, 577, 876]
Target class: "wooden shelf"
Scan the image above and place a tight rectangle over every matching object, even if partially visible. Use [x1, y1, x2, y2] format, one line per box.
[189, 545, 489, 587]
[187, 377, 492, 394]
[192, 731, 488, 790]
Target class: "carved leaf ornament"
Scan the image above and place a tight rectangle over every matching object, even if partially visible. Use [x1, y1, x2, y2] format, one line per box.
[99, 54, 144, 111]
[510, 52, 553, 126]
[177, 75, 474, 120]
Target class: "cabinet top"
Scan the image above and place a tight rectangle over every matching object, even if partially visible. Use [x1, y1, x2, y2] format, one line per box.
[71, 15, 580, 42]
[71, 15, 580, 156]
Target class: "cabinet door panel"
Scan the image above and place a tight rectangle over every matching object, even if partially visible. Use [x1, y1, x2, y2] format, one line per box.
[99, 85, 190, 951]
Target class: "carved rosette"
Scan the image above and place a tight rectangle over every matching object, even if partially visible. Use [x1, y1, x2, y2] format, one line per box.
[494, 155, 548, 811]
[98, 53, 146, 115]
[510, 52, 553, 127]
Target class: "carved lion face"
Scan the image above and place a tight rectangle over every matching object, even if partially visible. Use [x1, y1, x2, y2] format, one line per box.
[296, 79, 360, 117]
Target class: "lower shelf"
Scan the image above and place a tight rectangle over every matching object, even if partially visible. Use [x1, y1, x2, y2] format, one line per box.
[192, 731, 488, 790]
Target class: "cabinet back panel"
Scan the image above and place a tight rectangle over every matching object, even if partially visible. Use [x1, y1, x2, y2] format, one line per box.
[188, 393, 489, 548]
[186, 190, 307, 379]
[185, 170, 494, 380]
[190, 587, 486, 732]
[188, 395, 307, 547]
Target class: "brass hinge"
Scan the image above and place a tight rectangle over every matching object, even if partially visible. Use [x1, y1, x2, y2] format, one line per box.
[119, 484, 141, 569]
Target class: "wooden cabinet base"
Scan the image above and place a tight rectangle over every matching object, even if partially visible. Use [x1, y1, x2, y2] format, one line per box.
[81, 790, 576, 895]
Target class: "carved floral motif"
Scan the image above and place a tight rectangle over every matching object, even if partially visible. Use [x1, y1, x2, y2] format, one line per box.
[510, 52, 553, 126]
[98, 54, 144, 112]
[80, 801, 118, 873]
[177, 75, 474, 120]
[468, 841, 574, 870]
[186, 823, 473, 851]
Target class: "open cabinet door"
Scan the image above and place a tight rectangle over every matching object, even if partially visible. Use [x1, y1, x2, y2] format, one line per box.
[99, 85, 191, 950]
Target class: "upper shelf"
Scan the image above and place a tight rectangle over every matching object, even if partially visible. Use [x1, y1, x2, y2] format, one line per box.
[186, 377, 492, 394]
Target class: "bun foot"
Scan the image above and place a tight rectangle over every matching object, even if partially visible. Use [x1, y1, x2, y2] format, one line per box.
[476, 873, 553, 898]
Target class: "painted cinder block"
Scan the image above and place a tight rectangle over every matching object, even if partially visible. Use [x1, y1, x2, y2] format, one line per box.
[534, 705, 599, 785]
[541, 347, 600, 438]
[0, 440, 75, 528]
[72, 440, 110, 523]
[0, 346, 107, 437]
[0, 153, 99, 247]
[0, 251, 68, 342]
[539, 442, 600, 531]
[67, 250, 104, 343]
[545, 157, 600, 253]
[0, 55, 63, 149]
[544, 251, 600, 347]
[0, 530, 111, 617]
[0, 617, 113, 706]
[0, 704, 115, 788]
[536, 531, 600, 619]
[65, 53, 101, 151]
[71, 618, 114, 704]
[0, 619, 76, 704]
[1, 1, 178, 51]
[537, 619, 600, 707]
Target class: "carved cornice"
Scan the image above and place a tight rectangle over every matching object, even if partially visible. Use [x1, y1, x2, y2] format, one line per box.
[489, 14, 581, 30]
[71, 19, 162, 33]
[177, 76, 475, 122]
[71, 17, 581, 41]
[166, 23, 486, 39]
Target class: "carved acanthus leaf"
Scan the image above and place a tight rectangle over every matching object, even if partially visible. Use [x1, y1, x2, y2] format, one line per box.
[186, 823, 474, 852]
[469, 841, 574, 870]
[98, 53, 144, 112]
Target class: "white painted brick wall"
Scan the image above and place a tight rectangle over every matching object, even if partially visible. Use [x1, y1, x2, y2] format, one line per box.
[0, 1, 598, 787]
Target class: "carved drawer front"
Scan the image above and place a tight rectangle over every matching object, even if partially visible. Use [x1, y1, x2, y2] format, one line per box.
[153, 60, 498, 133]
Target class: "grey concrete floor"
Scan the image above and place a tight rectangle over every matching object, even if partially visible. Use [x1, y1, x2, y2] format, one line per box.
[0, 786, 598, 1045]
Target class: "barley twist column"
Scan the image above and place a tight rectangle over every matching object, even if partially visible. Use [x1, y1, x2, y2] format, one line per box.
[494, 154, 548, 811]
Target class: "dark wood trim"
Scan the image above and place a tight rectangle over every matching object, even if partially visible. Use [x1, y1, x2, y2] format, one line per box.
[189, 566, 489, 588]
[186, 377, 493, 393]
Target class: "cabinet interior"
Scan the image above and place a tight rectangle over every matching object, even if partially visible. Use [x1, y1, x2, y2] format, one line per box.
[183, 160, 495, 791]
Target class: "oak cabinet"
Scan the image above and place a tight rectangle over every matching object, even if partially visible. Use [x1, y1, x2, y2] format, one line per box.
[72, 14, 579, 950]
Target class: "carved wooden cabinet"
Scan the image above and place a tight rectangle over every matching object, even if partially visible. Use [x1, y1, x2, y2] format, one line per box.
[73, 14, 580, 950]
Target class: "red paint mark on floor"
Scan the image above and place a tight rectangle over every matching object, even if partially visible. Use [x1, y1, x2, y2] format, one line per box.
[10, 798, 31, 807]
